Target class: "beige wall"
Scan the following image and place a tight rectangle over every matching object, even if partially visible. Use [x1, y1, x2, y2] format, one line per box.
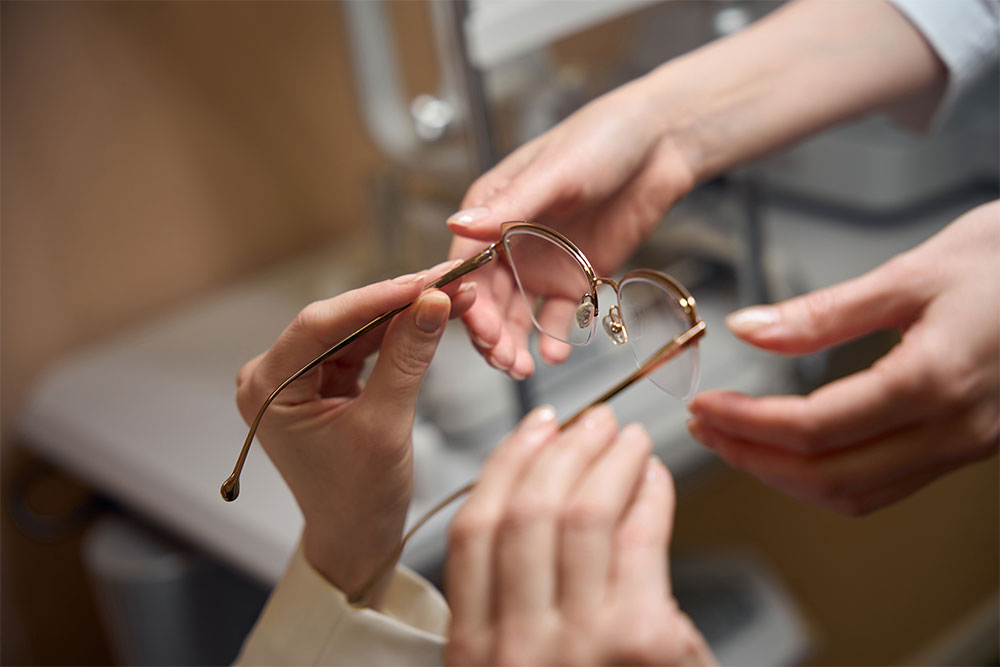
[1, 3, 437, 662]
[0, 1, 434, 431]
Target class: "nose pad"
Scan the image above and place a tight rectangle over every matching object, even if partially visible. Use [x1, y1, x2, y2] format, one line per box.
[602, 305, 628, 345]
[575, 295, 595, 329]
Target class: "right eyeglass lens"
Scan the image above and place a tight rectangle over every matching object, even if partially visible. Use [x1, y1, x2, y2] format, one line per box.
[617, 275, 700, 400]
[502, 228, 596, 346]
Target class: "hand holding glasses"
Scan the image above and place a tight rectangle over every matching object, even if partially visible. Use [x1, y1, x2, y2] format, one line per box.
[221, 221, 705, 605]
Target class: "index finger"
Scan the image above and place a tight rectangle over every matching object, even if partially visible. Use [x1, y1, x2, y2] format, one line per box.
[254, 261, 464, 390]
[688, 346, 928, 455]
[446, 406, 559, 633]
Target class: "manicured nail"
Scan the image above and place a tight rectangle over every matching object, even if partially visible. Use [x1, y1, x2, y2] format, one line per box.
[646, 456, 663, 481]
[470, 332, 494, 350]
[582, 405, 613, 430]
[522, 404, 557, 429]
[488, 356, 511, 372]
[414, 291, 450, 333]
[686, 419, 711, 447]
[393, 272, 426, 285]
[446, 206, 491, 228]
[725, 305, 779, 333]
[621, 422, 649, 444]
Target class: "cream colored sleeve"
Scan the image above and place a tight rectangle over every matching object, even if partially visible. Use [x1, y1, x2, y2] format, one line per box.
[236, 543, 449, 666]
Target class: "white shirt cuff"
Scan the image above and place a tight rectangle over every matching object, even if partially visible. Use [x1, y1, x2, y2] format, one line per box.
[236, 542, 449, 666]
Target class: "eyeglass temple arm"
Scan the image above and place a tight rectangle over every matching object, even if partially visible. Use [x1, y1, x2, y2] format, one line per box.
[562, 319, 707, 429]
[220, 245, 499, 502]
[347, 319, 706, 607]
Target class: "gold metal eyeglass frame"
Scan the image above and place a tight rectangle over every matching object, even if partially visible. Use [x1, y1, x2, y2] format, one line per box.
[220, 221, 705, 605]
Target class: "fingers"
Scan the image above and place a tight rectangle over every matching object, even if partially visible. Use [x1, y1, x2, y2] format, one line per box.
[447, 406, 560, 639]
[724, 255, 927, 355]
[459, 259, 537, 379]
[496, 405, 620, 616]
[611, 456, 674, 601]
[245, 261, 470, 408]
[686, 406, 991, 515]
[558, 423, 653, 610]
[687, 336, 930, 455]
[446, 139, 552, 241]
[360, 289, 451, 418]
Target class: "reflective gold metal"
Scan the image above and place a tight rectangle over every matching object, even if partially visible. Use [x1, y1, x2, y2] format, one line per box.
[220, 244, 499, 501]
[219, 221, 706, 608]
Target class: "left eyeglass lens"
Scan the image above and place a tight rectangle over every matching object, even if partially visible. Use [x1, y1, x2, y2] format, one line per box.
[617, 275, 701, 400]
[502, 228, 596, 346]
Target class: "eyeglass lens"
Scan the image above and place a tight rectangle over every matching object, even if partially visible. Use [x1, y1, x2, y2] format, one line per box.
[503, 228, 597, 346]
[617, 276, 701, 400]
[503, 227, 700, 400]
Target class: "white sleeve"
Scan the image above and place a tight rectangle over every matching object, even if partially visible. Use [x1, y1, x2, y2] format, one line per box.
[889, 0, 1000, 128]
[235, 543, 449, 666]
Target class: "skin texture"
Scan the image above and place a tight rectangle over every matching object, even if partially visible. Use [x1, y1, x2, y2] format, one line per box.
[446, 0, 999, 513]
[235, 261, 476, 605]
[688, 201, 1000, 515]
[448, 0, 945, 380]
[445, 405, 714, 666]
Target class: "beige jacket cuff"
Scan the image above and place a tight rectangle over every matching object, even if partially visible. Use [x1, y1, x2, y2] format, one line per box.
[236, 542, 449, 666]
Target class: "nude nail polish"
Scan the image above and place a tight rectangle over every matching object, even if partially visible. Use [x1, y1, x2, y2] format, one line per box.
[725, 305, 779, 333]
[446, 206, 491, 227]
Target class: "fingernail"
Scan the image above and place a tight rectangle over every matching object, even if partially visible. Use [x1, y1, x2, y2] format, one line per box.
[582, 405, 613, 430]
[521, 404, 557, 430]
[725, 305, 779, 333]
[686, 419, 711, 447]
[394, 272, 426, 285]
[415, 292, 450, 333]
[446, 206, 491, 228]
[457, 281, 477, 296]
[487, 355, 511, 372]
[470, 332, 494, 350]
[508, 370, 526, 381]
[621, 422, 649, 444]
[646, 456, 663, 481]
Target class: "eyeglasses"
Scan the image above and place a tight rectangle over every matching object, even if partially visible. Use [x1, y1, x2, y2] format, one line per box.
[220, 221, 706, 604]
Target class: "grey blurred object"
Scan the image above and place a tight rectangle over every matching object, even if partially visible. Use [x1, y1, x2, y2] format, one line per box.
[83, 514, 268, 666]
[672, 552, 811, 666]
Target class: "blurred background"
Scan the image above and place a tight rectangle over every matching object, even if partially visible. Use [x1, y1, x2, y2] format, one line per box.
[2, 1, 997, 665]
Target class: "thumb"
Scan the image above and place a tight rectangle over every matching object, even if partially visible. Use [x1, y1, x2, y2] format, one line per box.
[362, 289, 451, 413]
[725, 257, 927, 355]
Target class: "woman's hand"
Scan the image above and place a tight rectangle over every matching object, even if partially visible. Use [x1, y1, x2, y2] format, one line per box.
[235, 261, 475, 604]
[688, 200, 1000, 515]
[445, 405, 714, 666]
[446, 0, 944, 382]
[447, 76, 697, 379]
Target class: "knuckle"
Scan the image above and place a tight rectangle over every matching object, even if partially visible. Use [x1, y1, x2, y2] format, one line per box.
[560, 498, 615, 533]
[445, 628, 486, 666]
[495, 624, 549, 666]
[796, 288, 838, 335]
[388, 339, 433, 382]
[608, 619, 666, 664]
[448, 510, 495, 547]
[293, 300, 325, 334]
[789, 402, 828, 453]
[963, 404, 1000, 459]
[500, 496, 554, 534]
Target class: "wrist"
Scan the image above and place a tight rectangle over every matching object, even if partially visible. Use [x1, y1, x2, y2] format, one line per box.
[301, 511, 407, 608]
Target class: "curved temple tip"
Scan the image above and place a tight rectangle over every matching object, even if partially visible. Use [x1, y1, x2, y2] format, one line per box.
[220, 475, 240, 502]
